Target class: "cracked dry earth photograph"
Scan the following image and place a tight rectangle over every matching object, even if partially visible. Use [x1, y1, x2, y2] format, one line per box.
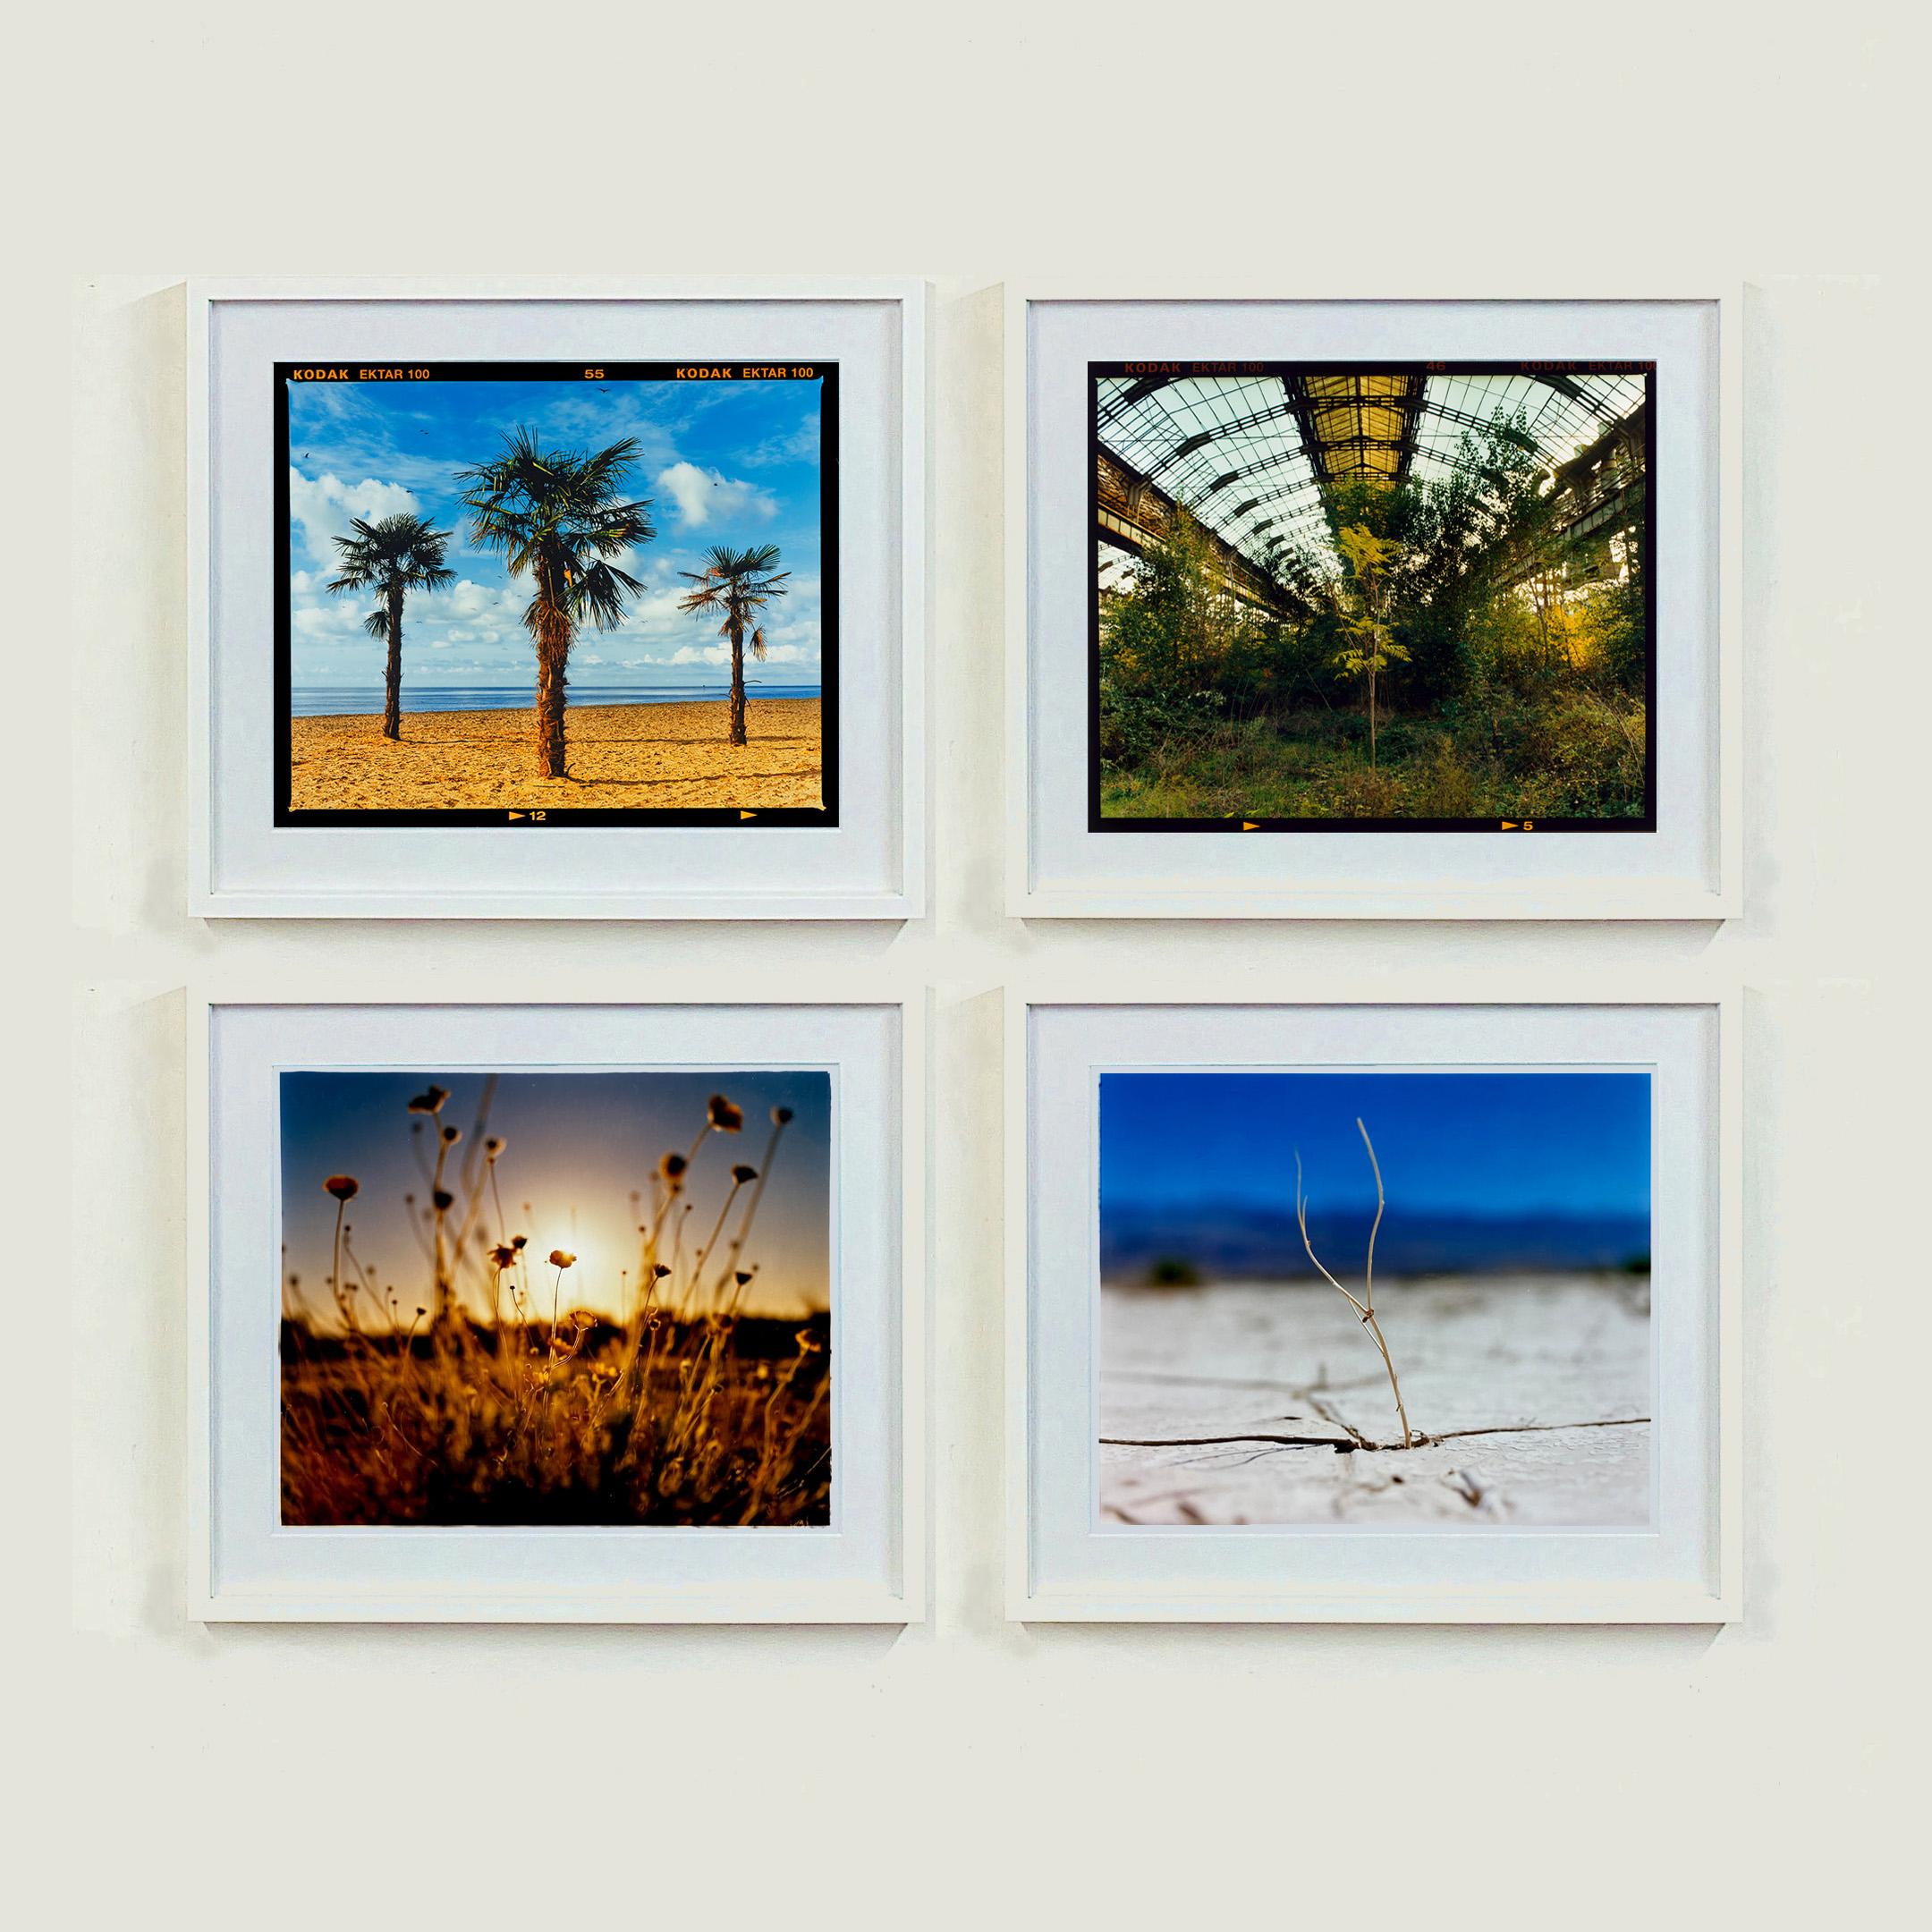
[1097, 1070, 1653, 1528]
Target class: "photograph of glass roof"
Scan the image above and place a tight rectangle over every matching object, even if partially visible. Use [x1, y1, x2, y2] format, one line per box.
[1097, 367, 1648, 572]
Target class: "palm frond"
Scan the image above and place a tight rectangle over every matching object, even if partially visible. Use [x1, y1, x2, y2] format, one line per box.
[326, 513, 455, 603]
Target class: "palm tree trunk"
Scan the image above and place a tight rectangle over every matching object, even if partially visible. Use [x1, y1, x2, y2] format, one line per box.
[536, 636, 568, 777]
[728, 614, 748, 747]
[534, 570, 569, 778]
[382, 583, 404, 741]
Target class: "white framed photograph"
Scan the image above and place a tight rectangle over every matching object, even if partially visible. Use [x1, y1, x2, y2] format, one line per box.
[190, 987, 924, 1623]
[1007, 983, 1741, 1622]
[1006, 286, 1741, 919]
[189, 276, 927, 919]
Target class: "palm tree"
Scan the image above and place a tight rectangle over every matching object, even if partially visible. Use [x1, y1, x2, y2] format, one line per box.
[325, 513, 456, 740]
[458, 429, 655, 777]
[676, 544, 791, 747]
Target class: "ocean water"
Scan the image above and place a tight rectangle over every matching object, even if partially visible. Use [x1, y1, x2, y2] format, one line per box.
[290, 682, 822, 718]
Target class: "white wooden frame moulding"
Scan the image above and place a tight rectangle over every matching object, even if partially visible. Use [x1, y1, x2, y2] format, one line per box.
[1004, 975, 1743, 1623]
[189, 275, 928, 920]
[188, 973, 929, 1623]
[1004, 282, 1743, 920]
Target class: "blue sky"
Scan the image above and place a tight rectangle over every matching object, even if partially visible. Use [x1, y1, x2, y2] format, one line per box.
[1099, 1071, 1651, 1218]
[286, 376, 824, 690]
[281, 1070, 832, 1322]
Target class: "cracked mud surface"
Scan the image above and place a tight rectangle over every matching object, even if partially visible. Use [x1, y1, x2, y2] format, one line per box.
[1099, 1274, 1650, 1527]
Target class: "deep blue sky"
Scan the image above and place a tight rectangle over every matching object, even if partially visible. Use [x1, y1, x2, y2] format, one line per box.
[286, 374, 823, 690]
[281, 1069, 830, 1323]
[1099, 1071, 1651, 1218]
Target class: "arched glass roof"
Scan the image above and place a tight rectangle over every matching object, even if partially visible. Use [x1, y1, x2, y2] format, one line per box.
[1097, 368, 1647, 571]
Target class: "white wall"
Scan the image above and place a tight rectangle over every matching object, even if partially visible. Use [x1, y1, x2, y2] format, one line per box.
[26, 4, 1924, 1927]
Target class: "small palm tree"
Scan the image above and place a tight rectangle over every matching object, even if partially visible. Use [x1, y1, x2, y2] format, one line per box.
[458, 429, 655, 777]
[677, 544, 791, 747]
[325, 513, 456, 740]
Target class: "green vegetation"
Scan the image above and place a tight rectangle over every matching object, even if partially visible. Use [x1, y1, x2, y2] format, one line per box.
[1098, 412, 1647, 822]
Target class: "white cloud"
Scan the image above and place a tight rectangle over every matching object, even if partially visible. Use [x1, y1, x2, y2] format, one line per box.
[741, 413, 821, 467]
[654, 462, 776, 530]
[292, 597, 376, 640]
[287, 467, 421, 564]
[668, 640, 814, 667]
[445, 578, 519, 620]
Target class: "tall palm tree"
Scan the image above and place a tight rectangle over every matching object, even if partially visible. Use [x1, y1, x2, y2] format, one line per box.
[676, 544, 791, 747]
[325, 513, 456, 740]
[458, 429, 655, 777]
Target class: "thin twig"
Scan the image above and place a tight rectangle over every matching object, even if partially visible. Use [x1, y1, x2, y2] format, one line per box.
[1294, 1124, 1413, 1448]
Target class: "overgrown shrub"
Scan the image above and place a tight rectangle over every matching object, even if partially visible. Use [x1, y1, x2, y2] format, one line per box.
[1097, 677, 1224, 771]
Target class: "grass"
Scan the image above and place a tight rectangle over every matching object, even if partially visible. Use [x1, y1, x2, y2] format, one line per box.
[281, 1087, 830, 1528]
[1100, 693, 1647, 822]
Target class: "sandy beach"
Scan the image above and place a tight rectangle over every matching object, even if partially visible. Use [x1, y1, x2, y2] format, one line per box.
[289, 698, 823, 812]
[1101, 1273, 1651, 1526]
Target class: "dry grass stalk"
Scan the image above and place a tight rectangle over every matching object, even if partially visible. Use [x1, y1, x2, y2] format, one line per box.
[281, 1087, 827, 1527]
[1293, 1116, 1416, 1449]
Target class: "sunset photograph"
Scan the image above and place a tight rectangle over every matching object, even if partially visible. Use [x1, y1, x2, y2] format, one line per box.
[278, 1067, 834, 1528]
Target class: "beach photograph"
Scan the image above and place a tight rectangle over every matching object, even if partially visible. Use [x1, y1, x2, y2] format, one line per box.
[279, 1067, 834, 1528]
[1094, 361, 1651, 828]
[1097, 1069, 1653, 1527]
[278, 362, 835, 823]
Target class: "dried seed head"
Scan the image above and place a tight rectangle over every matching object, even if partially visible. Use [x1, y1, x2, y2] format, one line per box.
[659, 1151, 688, 1183]
[324, 1174, 359, 1201]
[432, 1189, 454, 1212]
[731, 1163, 758, 1184]
[549, 1249, 576, 1268]
[491, 1244, 516, 1269]
[511, 1234, 527, 1250]
[653, 1263, 672, 1278]
[707, 1095, 744, 1133]
[772, 1106, 794, 1125]
[406, 1085, 449, 1116]
[441, 1124, 462, 1145]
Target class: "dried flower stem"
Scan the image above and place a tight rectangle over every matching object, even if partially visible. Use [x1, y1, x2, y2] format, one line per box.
[1294, 1118, 1414, 1449]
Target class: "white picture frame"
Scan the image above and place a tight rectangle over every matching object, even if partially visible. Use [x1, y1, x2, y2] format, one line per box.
[189, 979, 927, 1623]
[1005, 980, 1742, 1623]
[1005, 284, 1742, 920]
[189, 276, 928, 919]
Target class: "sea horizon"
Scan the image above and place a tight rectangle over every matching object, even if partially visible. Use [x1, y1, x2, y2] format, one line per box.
[291, 682, 822, 717]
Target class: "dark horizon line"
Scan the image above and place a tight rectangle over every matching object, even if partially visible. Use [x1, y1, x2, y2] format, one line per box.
[1105, 1197, 1650, 1222]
